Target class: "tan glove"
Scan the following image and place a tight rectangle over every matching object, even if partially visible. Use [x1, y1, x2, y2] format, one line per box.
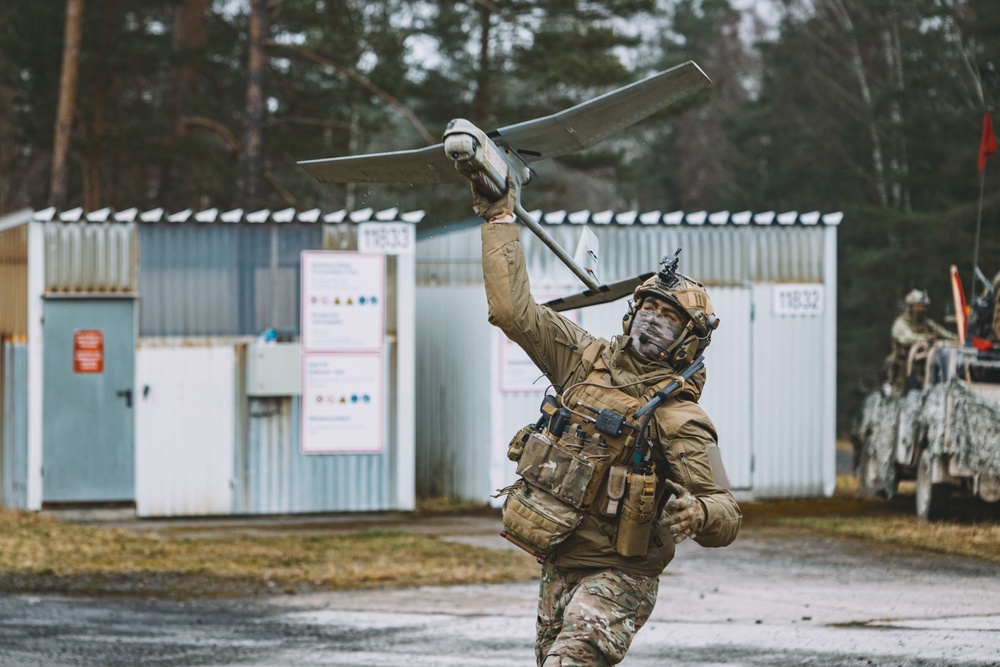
[471, 176, 517, 222]
[662, 479, 706, 544]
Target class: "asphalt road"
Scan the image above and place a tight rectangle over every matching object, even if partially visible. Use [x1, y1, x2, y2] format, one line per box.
[1, 519, 999, 667]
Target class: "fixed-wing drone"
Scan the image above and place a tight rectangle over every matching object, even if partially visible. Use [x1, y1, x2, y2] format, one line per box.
[298, 61, 711, 311]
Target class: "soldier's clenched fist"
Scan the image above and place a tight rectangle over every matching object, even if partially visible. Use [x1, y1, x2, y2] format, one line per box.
[471, 177, 517, 222]
[662, 479, 706, 543]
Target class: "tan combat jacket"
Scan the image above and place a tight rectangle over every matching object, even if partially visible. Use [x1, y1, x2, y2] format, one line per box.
[482, 222, 742, 577]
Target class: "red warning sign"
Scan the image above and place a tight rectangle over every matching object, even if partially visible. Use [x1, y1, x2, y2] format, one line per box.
[73, 330, 104, 373]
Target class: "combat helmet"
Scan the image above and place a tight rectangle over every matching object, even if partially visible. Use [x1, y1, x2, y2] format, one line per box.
[622, 249, 720, 367]
[904, 289, 930, 307]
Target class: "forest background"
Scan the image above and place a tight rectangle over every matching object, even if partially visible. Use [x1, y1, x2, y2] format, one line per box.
[1, 0, 999, 432]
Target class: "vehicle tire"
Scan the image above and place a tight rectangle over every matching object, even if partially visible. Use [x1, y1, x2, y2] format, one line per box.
[858, 442, 895, 498]
[916, 449, 951, 521]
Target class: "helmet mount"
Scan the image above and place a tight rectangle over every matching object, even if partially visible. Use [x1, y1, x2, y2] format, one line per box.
[655, 248, 682, 290]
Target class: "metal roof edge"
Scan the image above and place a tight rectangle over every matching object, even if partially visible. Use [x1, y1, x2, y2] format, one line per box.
[0, 208, 33, 232]
[23, 206, 428, 225]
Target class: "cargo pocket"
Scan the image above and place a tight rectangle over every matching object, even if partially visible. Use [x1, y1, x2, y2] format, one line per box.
[666, 441, 696, 490]
[576, 571, 658, 661]
[501, 481, 586, 556]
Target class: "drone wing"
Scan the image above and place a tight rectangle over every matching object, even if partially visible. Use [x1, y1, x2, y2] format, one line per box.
[542, 273, 654, 313]
[494, 61, 710, 161]
[298, 143, 463, 185]
[298, 61, 710, 185]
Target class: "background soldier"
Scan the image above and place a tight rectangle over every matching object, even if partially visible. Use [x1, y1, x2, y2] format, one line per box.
[474, 184, 741, 667]
[888, 289, 957, 394]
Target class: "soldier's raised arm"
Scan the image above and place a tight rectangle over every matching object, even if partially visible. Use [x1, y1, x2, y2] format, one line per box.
[476, 181, 594, 387]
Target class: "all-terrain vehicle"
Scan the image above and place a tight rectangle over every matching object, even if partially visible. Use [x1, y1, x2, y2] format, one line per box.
[852, 281, 1000, 520]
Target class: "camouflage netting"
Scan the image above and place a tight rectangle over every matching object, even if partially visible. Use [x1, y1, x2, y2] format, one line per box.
[855, 379, 1000, 497]
[854, 391, 905, 497]
[944, 380, 1000, 478]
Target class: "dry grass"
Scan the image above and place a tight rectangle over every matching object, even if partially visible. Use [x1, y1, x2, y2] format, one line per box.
[773, 514, 1000, 563]
[0, 508, 538, 599]
[4, 475, 999, 598]
[756, 475, 1000, 564]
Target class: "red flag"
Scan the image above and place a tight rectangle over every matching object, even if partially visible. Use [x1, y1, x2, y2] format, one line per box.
[979, 111, 997, 172]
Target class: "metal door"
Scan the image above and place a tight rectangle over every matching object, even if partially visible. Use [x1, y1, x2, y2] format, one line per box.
[42, 298, 135, 503]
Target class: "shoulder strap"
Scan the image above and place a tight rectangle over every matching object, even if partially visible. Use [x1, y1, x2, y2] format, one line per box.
[557, 338, 607, 393]
[582, 339, 605, 365]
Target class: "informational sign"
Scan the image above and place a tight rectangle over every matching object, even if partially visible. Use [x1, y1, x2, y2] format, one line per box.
[73, 330, 104, 373]
[358, 222, 415, 255]
[498, 292, 580, 392]
[773, 284, 824, 316]
[301, 353, 383, 453]
[301, 252, 385, 352]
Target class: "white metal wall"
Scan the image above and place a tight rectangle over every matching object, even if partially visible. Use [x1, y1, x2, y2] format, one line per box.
[417, 218, 837, 502]
[415, 287, 492, 500]
[135, 344, 236, 517]
[695, 287, 753, 490]
[750, 283, 834, 497]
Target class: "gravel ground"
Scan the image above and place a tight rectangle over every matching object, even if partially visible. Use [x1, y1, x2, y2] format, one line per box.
[1, 512, 999, 667]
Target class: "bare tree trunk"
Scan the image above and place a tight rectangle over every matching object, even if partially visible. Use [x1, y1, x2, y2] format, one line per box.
[81, 0, 118, 211]
[829, 0, 888, 208]
[162, 0, 209, 206]
[884, 8, 910, 213]
[50, 0, 84, 209]
[241, 0, 268, 209]
[474, 3, 491, 125]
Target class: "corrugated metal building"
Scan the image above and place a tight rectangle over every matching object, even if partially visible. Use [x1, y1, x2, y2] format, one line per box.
[416, 209, 841, 502]
[0, 205, 417, 516]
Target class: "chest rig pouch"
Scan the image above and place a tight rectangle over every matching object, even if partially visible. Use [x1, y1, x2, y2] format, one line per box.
[499, 342, 672, 560]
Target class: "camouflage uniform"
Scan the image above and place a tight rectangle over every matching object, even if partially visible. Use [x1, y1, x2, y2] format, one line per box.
[481, 221, 742, 666]
[889, 312, 955, 394]
[536, 564, 658, 666]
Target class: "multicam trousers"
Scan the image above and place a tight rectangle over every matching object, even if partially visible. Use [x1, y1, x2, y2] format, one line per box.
[536, 563, 659, 667]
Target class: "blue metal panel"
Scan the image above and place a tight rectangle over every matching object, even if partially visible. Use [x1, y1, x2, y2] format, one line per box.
[138, 224, 323, 336]
[42, 299, 135, 502]
[235, 397, 390, 513]
[2, 341, 28, 508]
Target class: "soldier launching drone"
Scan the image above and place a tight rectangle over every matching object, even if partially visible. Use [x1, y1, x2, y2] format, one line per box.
[298, 61, 742, 666]
[476, 181, 741, 666]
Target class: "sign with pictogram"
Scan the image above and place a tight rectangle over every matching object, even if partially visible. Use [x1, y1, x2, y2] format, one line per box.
[301, 353, 383, 453]
[73, 330, 104, 373]
[301, 252, 385, 352]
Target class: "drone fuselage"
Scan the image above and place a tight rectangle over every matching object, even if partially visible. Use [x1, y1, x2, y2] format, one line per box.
[442, 119, 532, 201]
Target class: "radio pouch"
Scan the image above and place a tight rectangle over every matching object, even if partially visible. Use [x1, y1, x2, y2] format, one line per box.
[613, 469, 658, 557]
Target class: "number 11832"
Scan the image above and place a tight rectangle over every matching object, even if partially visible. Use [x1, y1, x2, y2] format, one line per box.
[773, 284, 824, 316]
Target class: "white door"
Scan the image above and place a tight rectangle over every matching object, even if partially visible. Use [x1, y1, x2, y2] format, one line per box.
[135, 345, 235, 517]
